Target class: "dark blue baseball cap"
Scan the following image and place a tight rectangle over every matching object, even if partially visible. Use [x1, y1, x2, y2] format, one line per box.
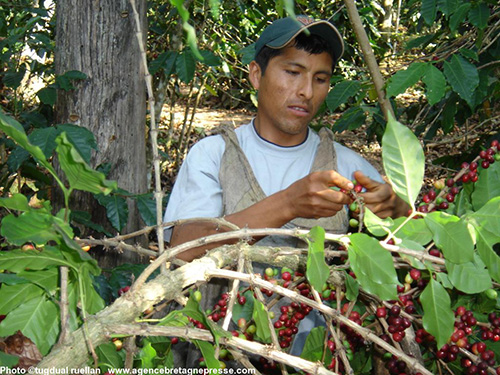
[254, 15, 344, 65]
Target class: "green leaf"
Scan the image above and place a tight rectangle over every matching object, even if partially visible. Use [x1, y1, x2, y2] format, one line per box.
[422, 64, 446, 105]
[0, 296, 59, 355]
[348, 233, 398, 300]
[56, 124, 98, 164]
[96, 194, 129, 231]
[449, 3, 471, 31]
[382, 112, 425, 208]
[386, 62, 428, 98]
[468, 3, 489, 29]
[55, 132, 117, 195]
[300, 326, 327, 362]
[4, 68, 26, 89]
[476, 228, 500, 283]
[0, 247, 70, 272]
[138, 340, 157, 368]
[468, 197, 500, 238]
[176, 50, 196, 83]
[471, 162, 500, 211]
[437, 0, 458, 18]
[306, 226, 330, 293]
[363, 207, 394, 237]
[0, 351, 19, 367]
[421, 0, 437, 25]
[79, 267, 105, 314]
[0, 273, 29, 286]
[37, 87, 57, 106]
[345, 272, 360, 301]
[1, 211, 63, 246]
[149, 51, 177, 76]
[446, 254, 492, 294]
[424, 212, 474, 264]
[96, 343, 124, 371]
[331, 106, 366, 132]
[0, 111, 55, 174]
[398, 239, 427, 269]
[326, 80, 362, 112]
[0, 284, 44, 315]
[62, 70, 87, 80]
[29, 127, 58, 158]
[136, 193, 157, 226]
[420, 278, 454, 349]
[0, 193, 31, 211]
[405, 33, 437, 50]
[231, 289, 255, 325]
[158, 310, 190, 327]
[194, 340, 220, 369]
[252, 299, 272, 344]
[394, 217, 433, 245]
[443, 54, 479, 109]
[198, 50, 221, 66]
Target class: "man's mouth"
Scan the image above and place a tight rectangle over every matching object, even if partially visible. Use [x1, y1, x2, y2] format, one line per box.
[289, 105, 309, 113]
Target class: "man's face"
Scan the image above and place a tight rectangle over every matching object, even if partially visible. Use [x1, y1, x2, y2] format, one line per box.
[249, 44, 333, 146]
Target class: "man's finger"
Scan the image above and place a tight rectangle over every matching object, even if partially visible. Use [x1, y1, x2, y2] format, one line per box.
[353, 170, 380, 190]
[328, 170, 354, 191]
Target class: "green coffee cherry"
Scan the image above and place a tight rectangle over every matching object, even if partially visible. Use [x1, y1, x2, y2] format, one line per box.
[349, 218, 359, 228]
[193, 290, 202, 302]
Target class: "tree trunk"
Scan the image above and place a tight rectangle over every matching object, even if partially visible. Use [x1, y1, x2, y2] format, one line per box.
[54, 0, 148, 266]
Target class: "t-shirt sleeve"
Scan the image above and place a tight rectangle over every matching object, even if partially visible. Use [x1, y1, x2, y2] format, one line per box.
[163, 136, 225, 227]
[334, 143, 384, 183]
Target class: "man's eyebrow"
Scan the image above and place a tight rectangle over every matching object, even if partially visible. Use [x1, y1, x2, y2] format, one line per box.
[284, 61, 332, 76]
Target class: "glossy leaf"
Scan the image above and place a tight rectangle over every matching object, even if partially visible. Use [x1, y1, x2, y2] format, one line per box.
[348, 233, 398, 300]
[424, 212, 474, 263]
[420, 278, 454, 349]
[0, 284, 44, 315]
[306, 226, 330, 293]
[345, 272, 360, 301]
[231, 289, 255, 325]
[96, 194, 129, 231]
[138, 341, 156, 368]
[96, 343, 124, 371]
[79, 267, 105, 314]
[476, 228, 500, 283]
[176, 50, 196, 83]
[56, 132, 117, 195]
[437, 0, 458, 18]
[387, 62, 428, 98]
[398, 239, 427, 269]
[29, 127, 58, 158]
[396, 217, 433, 245]
[421, 0, 437, 25]
[363, 207, 393, 237]
[382, 112, 425, 208]
[300, 326, 327, 362]
[0, 193, 31, 212]
[449, 3, 471, 31]
[446, 254, 492, 294]
[36, 87, 56, 105]
[0, 247, 70, 272]
[194, 340, 220, 369]
[0, 351, 19, 367]
[422, 64, 446, 105]
[326, 80, 361, 111]
[331, 106, 366, 133]
[468, 3, 489, 29]
[158, 310, 190, 327]
[1, 212, 63, 246]
[0, 111, 55, 174]
[468, 197, 500, 238]
[443, 54, 479, 108]
[0, 296, 59, 355]
[56, 124, 97, 164]
[136, 193, 157, 226]
[252, 299, 272, 344]
[471, 162, 500, 211]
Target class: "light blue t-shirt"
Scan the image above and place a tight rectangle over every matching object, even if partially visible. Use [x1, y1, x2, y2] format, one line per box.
[163, 120, 382, 231]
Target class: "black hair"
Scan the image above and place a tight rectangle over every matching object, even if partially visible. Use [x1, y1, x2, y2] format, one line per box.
[255, 32, 337, 75]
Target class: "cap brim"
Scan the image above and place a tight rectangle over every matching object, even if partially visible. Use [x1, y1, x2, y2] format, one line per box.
[266, 20, 344, 63]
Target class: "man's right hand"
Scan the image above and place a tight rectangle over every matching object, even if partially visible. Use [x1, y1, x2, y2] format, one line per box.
[282, 170, 354, 220]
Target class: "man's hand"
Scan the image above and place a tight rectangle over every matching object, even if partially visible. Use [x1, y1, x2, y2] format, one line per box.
[282, 170, 354, 220]
[353, 171, 410, 219]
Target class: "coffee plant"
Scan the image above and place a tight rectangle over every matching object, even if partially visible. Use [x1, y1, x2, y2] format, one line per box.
[0, 106, 499, 374]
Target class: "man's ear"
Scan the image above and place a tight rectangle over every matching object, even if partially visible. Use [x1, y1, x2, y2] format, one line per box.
[248, 61, 262, 90]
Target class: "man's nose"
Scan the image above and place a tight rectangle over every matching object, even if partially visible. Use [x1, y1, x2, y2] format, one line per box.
[298, 77, 314, 99]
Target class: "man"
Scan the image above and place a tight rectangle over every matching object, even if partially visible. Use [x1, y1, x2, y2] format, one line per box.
[164, 15, 409, 261]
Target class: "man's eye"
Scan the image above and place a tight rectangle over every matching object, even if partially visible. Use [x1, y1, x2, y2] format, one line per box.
[285, 70, 299, 75]
[316, 77, 328, 83]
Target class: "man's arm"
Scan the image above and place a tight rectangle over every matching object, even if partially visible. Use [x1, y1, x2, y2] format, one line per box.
[170, 170, 355, 261]
[353, 171, 411, 218]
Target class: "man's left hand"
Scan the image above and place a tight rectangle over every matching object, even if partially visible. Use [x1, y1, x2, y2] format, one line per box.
[353, 171, 410, 219]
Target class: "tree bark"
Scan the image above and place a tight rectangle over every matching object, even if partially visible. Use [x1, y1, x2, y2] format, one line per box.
[54, 0, 148, 266]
